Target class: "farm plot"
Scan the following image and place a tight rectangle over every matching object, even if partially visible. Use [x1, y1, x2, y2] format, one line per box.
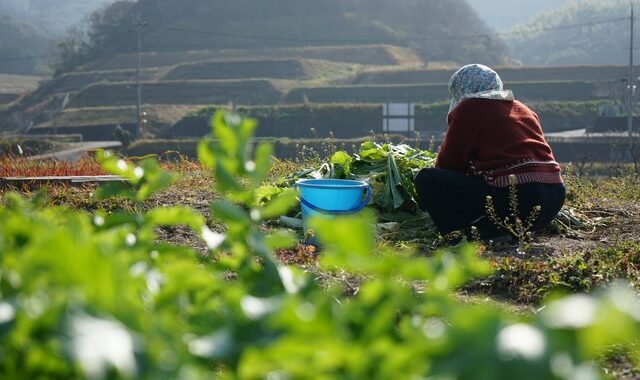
[31, 105, 202, 139]
[163, 58, 360, 82]
[68, 79, 284, 107]
[353, 65, 640, 85]
[285, 81, 608, 104]
[0, 74, 42, 94]
[80, 44, 416, 71]
[1, 111, 638, 378]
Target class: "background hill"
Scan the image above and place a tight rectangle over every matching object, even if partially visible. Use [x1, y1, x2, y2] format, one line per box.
[0, 16, 52, 75]
[58, 0, 508, 73]
[467, 0, 574, 31]
[0, 0, 115, 38]
[0, 0, 628, 146]
[0, 0, 117, 75]
[506, 0, 637, 66]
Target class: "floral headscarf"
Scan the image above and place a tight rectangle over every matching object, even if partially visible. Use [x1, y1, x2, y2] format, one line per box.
[448, 64, 514, 114]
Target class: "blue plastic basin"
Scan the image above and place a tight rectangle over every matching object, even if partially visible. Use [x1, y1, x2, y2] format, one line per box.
[294, 179, 371, 234]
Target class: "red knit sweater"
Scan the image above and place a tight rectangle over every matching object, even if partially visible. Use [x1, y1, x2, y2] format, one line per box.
[436, 98, 562, 187]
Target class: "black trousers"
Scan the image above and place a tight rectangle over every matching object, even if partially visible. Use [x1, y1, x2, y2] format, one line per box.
[414, 168, 566, 239]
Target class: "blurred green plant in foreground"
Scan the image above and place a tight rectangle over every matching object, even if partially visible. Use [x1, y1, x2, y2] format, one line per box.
[0, 111, 639, 379]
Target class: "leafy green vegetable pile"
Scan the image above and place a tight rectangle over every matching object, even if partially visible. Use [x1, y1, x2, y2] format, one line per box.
[259, 142, 436, 223]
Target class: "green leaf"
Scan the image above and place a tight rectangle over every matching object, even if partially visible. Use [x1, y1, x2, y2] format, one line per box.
[252, 142, 274, 185]
[255, 185, 284, 207]
[197, 139, 216, 169]
[359, 141, 388, 161]
[215, 159, 243, 193]
[145, 207, 205, 231]
[94, 182, 135, 201]
[96, 150, 141, 184]
[311, 210, 375, 259]
[135, 159, 176, 201]
[212, 112, 239, 158]
[265, 231, 297, 250]
[384, 153, 405, 210]
[330, 151, 352, 178]
[257, 189, 299, 220]
[92, 212, 143, 229]
[211, 200, 250, 225]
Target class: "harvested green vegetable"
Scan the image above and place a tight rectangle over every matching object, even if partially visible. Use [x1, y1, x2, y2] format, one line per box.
[261, 142, 436, 220]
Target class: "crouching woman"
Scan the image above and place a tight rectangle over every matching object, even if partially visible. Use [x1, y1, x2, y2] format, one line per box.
[414, 64, 565, 241]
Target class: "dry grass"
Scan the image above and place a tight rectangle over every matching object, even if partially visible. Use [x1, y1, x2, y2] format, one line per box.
[0, 155, 105, 177]
[0, 74, 42, 94]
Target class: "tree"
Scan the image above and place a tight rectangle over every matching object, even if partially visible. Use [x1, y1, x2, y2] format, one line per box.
[54, 0, 508, 73]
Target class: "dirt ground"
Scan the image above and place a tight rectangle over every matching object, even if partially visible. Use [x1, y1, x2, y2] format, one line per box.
[2, 166, 639, 378]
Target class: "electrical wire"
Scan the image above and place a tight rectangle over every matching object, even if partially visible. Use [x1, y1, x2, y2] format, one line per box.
[0, 15, 631, 63]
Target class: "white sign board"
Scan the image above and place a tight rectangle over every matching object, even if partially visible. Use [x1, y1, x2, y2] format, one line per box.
[383, 103, 415, 133]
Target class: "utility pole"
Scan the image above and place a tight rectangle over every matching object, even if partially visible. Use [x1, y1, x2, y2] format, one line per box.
[133, 11, 147, 138]
[629, 3, 635, 138]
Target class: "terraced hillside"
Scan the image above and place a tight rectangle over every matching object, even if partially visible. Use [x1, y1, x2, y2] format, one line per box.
[0, 75, 42, 103]
[1, 45, 630, 143]
[163, 59, 361, 82]
[353, 65, 640, 85]
[30, 105, 200, 140]
[68, 80, 283, 108]
[80, 45, 420, 71]
[285, 81, 608, 104]
[0, 44, 414, 134]
[60, 0, 503, 72]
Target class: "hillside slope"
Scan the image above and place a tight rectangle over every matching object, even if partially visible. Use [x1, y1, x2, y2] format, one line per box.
[506, 0, 636, 65]
[0, 0, 115, 37]
[0, 16, 52, 74]
[60, 0, 507, 72]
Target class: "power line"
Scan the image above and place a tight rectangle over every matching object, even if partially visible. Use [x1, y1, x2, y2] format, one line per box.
[0, 15, 632, 63]
[155, 15, 630, 44]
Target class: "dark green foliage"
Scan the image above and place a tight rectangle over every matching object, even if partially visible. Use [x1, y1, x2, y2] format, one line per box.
[50, 1, 135, 75]
[56, 0, 507, 72]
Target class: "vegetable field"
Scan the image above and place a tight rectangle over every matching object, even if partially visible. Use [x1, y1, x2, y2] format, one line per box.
[1, 112, 640, 379]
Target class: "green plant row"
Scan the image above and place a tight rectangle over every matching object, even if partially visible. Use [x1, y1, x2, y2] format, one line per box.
[167, 100, 607, 139]
[1, 111, 639, 379]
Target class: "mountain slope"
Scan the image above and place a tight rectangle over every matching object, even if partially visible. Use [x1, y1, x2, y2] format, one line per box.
[467, 0, 574, 31]
[0, 16, 52, 74]
[60, 0, 507, 72]
[0, 0, 116, 37]
[506, 0, 636, 66]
